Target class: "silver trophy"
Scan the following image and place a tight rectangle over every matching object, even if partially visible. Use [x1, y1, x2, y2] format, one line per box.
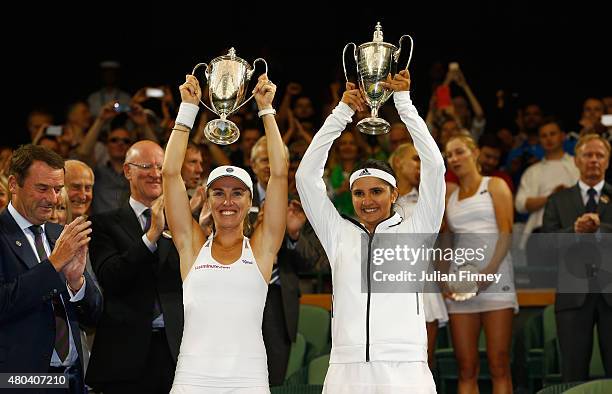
[192, 48, 267, 145]
[343, 22, 413, 135]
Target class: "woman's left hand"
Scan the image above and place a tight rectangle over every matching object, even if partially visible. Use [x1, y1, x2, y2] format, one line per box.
[179, 75, 202, 106]
[381, 70, 411, 92]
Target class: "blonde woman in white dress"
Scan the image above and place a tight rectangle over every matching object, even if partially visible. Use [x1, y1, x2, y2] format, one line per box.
[164, 74, 287, 393]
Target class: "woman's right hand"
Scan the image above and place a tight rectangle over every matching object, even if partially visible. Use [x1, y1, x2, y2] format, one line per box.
[179, 75, 202, 106]
[341, 82, 366, 112]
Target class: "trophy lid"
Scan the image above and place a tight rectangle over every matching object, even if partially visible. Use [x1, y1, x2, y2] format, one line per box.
[211, 47, 251, 70]
[358, 22, 398, 51]
[373, 22, 383, 42]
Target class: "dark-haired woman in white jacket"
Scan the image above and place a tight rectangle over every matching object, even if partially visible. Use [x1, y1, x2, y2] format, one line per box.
[296, 71, 446, 393]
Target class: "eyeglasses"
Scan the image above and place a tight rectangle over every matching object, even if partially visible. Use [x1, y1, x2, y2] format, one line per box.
[108, 137, 133, 145]
[127, 162, 163, 171]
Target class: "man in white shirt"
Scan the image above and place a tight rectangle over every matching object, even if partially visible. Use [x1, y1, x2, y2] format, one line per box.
[516, 118, 580, 253]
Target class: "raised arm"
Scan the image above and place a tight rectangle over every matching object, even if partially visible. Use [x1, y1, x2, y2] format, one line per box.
[250, 75, 288, 281]
[295, 82, 365, 265]
[162, 75, 206, 280]
[387, 71, 446, 234]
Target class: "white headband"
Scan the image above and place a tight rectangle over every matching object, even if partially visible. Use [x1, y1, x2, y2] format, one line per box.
[349, 168, 397, 189]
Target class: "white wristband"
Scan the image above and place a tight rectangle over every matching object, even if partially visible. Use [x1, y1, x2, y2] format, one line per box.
[258, 108, 276, 118]
[175, 102, 199, 129]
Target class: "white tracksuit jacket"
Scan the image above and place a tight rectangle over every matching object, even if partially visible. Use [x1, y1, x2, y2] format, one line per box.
[296, 91, 446, 364]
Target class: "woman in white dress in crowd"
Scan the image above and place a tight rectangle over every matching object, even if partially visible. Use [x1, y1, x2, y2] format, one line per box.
[444, 134, 517, 394]
[164, 74, 287, 393]
[389, 142, 449, 369]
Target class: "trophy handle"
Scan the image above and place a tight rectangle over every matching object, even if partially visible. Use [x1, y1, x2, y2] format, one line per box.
[191, 62, 217, 114]
[394, 35, 414, 71]
[232, 58, 269, 114]
[342, 42, 357, 83]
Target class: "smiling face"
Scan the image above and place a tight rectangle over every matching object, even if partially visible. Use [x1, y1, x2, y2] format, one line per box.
[124, 141, 164, 206]
[351, 176, 398, 232]
[207, 177, 252, 231]
[9, 161, 65, 225]
[65, 161, 94, 216]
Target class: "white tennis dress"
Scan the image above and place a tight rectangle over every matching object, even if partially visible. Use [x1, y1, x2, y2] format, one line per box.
[170, 237, 270, 394]
[395, 190, 449, 326]
[445, 177, 518, 314]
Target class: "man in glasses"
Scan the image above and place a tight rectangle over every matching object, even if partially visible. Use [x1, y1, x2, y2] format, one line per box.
[91, 127, 131, 214]
[86, 140, 184, 393]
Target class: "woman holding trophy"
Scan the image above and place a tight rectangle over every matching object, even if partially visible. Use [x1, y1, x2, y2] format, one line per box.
[164, 73, 287, 393]
[296, 69, 446, 392]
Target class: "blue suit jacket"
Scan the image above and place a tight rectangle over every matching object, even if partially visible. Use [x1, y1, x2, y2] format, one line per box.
[0, 209, 103, 374]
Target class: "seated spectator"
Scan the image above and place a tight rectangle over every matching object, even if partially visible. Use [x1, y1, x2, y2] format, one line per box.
[90, 128, 132, 214]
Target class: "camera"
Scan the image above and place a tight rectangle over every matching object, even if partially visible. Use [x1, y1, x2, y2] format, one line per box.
[113, 102, 131, 113]
[146, 87, 165, 98]
[45, 125, 63, 136]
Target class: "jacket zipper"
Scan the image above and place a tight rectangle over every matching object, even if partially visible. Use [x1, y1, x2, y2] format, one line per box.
[366, 234, 373, 362]
[342, 214, 400, 363]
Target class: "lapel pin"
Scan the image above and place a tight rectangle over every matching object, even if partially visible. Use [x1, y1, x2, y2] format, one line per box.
[601, 195, 609, 204]
[15, 240, 22, 247]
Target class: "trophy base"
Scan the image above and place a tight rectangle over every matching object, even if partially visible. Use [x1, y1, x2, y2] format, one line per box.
[204, 119, 240, 145]
[356, 117, 391, 135]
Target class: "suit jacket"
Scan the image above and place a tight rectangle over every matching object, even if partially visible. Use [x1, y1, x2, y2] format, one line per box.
[0, 209, 102, 375]
[542, 182, 612, 310]
[85, 204, 183, 387]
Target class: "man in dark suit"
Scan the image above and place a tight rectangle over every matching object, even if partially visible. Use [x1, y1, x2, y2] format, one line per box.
[542, 134, 612, 381]
[85, 141, 183, 394]
[250, 137, 320, 385]
[0, 144, 102, 394]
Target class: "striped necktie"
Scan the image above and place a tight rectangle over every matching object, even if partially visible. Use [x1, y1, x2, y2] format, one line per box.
[30, 225, 70, 362]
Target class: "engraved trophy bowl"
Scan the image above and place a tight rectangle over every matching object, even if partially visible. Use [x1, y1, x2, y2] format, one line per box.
[343, 22, 413, 135]
[446, 263, 479, 302]
[192, 48, 267, 145]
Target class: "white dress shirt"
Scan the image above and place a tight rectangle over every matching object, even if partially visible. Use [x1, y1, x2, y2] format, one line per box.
[578, 179, 605, 205]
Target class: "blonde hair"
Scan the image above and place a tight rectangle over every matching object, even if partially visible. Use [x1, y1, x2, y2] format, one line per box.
[250, 136, 289, 162]
[575, 134, 611, 157]
[388, 142, 416, 172]
[446, 133, 482, 173]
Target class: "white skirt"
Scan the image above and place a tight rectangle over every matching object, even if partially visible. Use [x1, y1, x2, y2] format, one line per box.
[323, 361, 436, 394]
[170, 385, 270, 394]
[423, 292, 449, 326]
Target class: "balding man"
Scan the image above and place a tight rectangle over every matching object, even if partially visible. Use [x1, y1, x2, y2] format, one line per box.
[85, 141, 183, 394]
[65, 160, 95, 218]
